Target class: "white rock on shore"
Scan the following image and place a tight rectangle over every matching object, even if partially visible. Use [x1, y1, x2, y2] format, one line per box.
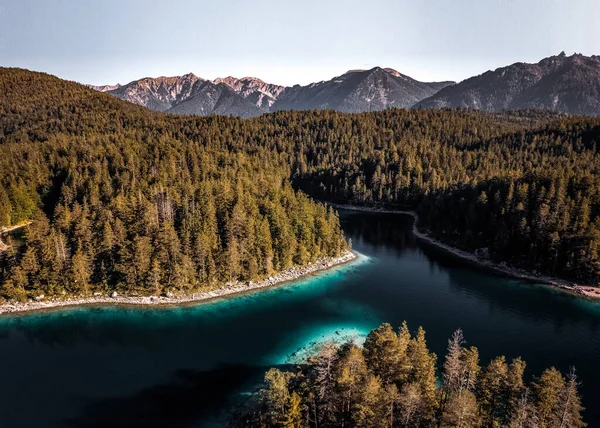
[0, 251, 357, 315]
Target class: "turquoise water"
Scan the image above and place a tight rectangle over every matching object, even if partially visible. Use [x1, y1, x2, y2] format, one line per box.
[1, 211, 600, 427]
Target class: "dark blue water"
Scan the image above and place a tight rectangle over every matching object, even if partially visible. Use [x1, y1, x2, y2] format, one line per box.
[1, 211, 600, 428]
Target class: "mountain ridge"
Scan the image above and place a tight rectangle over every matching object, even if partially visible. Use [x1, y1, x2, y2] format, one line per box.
[416, 52, 600, 115]
[91, 67, 454, 117]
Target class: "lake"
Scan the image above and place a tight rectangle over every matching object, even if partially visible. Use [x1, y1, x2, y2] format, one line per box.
[1, 210, 600, 427]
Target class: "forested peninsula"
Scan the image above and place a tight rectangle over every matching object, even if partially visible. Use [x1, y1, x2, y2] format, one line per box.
[233, 323, 585, 428]
[2, 68, 600, 305]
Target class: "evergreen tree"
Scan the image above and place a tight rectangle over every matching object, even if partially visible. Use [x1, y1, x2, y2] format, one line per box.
[533, 367, 566, 428]
[442, 390, 480, 428]
[554, 369, 586, 428]
[477, 356, 509, 426]
[407, 326, 438, 422]
[363, 323, 406, 386]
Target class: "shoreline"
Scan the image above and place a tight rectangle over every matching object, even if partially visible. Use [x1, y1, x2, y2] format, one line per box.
[332, 203, 600, 301]
[0, 251, 357, 315]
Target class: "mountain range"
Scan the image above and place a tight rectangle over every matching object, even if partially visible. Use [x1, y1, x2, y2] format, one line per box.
[90, 52, 600, 117]
[91, 67, 454, 118]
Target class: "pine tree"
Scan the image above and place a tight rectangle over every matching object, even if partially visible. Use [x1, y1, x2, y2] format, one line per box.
[504, 357, 527, 425]
[309, 343, 338, 426]
[407, 326, 438, 422]
[460, 347, 480, 393]
[397, 382, 426, 427]
[363, 323, 406, 386]
[442, 328, 465, 414]
[554, 368, 586, 428]
[354, 375, 384, 428]
[69, 243, 91, 294]
[263, 368, 293, 424]
[381, 383, 400, 428]
[533, 367, 566, 428]
[335, 344, 368, 425]
[508, 389, 540, 428]
[478, 356, 509, 426]
[0, 185, 11, 226]
[282, 392, 305, 428]
[442, 389, 480, 428]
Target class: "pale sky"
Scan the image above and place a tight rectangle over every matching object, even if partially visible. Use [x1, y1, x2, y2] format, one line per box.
[1, 0, 599, 87]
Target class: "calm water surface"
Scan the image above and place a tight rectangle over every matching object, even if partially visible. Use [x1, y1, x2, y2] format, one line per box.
[1, 211, 600, 427]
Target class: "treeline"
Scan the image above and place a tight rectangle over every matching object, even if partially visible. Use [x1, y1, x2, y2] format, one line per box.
[234, 323, 585, 428]
[2, 68, 600, 296]
[418, 173, 600, 283]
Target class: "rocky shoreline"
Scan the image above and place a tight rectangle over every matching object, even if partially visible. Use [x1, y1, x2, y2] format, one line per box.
[333, 204, 600, 301]
[0, 251, 357, 315]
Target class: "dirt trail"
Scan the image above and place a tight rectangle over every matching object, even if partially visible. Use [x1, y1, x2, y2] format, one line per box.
[0, 221, 31, 252]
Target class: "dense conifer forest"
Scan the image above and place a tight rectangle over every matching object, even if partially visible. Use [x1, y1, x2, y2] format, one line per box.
[233, 323, 585, 428]
[2, 68, 600, 300]
[0, 69, 348, 300]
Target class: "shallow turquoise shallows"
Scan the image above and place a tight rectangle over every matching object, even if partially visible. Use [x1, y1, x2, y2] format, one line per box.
[1, 211, 600, 428]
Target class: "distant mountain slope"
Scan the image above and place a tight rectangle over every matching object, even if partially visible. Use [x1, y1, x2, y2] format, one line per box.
[103, 74, 263, 117]
[90, 67, 453, 116]
[107, 73, 201, 111]
[416, 52, 600, 115]
[167, 81, 263, 118]
[86, 83, 121, 92]
[214, 76, 286, 110]
[271, 67, 454, 112]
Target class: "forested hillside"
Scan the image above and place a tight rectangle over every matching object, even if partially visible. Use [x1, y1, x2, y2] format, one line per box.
[233, 323, 585, 427]
[2, 68, 600, 301]
[0, 69, 347, 301]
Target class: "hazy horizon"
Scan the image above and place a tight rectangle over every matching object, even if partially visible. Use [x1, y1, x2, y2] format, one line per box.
[2, 0, 600, 86]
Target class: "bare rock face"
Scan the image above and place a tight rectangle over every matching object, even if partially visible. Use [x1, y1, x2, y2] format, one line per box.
[416, 52, 600, 115]
[106, 73, 202, 112]
[214, 76, 286, 111]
